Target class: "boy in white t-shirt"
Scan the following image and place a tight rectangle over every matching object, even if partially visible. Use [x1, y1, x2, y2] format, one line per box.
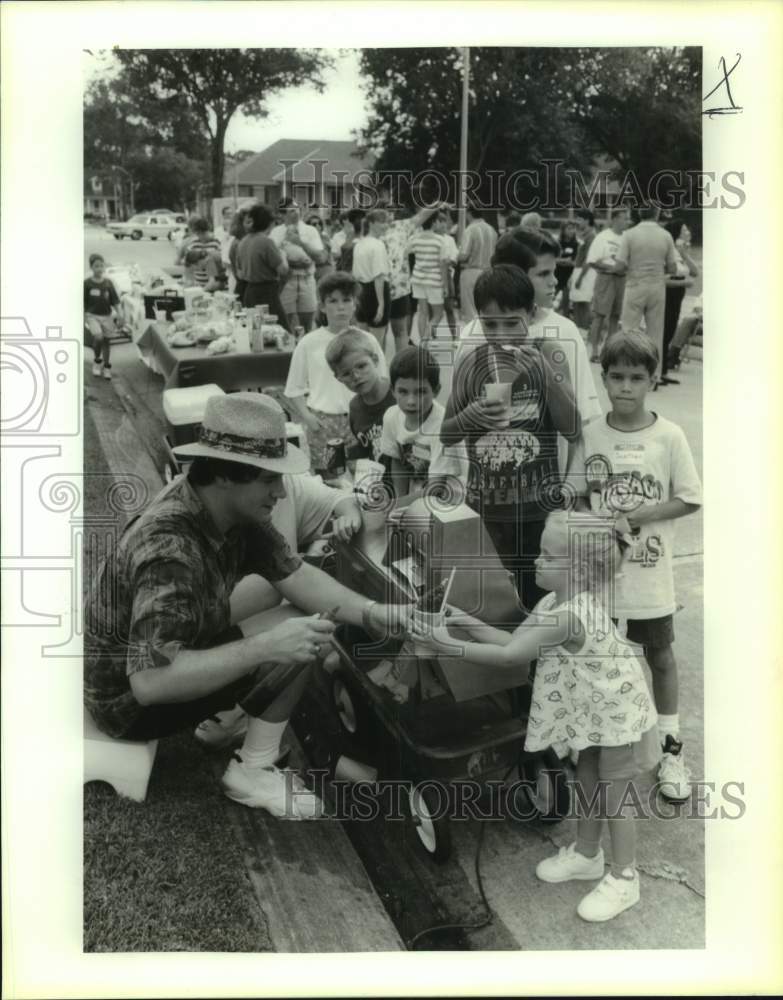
[284, 272, 389, 475]
[574, 329, 702, 802]
[380, 345, 457, 499]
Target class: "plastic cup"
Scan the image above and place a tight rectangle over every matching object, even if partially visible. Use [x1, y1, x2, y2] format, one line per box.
[411, 609, 446, 657]
[483, 381, 512, 427]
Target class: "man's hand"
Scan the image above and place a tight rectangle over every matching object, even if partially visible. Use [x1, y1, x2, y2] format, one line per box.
[331, 508, 363, 543]
[303, 412, 323, 433]
[258, 615, 336, 666]
[373, 309, 384, 326]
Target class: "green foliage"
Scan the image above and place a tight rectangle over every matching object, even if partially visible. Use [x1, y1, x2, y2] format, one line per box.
[357, 47, 701, 208]
[114, 49, 332, 195]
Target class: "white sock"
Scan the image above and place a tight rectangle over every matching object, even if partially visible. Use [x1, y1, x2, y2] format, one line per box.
[658, 714, 680, 744]
[239, 718, 287, 769]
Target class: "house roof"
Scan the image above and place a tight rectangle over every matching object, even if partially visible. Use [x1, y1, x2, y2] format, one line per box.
[232, 139, 374, 186]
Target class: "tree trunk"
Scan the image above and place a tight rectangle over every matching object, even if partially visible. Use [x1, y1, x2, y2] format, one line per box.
[211, 116, 229, 198]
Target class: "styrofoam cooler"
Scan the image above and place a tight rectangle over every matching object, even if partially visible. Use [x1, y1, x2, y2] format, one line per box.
[162, 383, 226, 445]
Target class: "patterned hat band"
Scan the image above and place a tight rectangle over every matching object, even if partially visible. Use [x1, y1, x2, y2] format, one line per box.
[199, 426, 287, 459]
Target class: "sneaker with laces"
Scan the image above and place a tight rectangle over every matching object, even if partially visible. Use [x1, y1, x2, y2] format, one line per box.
[221, 756, 323, 819]
[102, 365, 112, 381]
[658, 735, 692, 802]
[194, 711, 249, 748]
[92, 362, 102, 377]
[577, 869, 640, 922]
[536, 843, 605, 883]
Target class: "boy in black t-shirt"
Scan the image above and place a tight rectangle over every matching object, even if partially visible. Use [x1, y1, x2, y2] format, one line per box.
[440, 265, 581, 611]
[325, 327, 394, 469]
[83, 253, 119, 380]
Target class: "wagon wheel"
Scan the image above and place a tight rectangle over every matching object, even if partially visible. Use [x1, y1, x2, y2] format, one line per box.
[330, 671, 363, 739]
[407, 781, 452, 864]
[516, 748, 570, 824]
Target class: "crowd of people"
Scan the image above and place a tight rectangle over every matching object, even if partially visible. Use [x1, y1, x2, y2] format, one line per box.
[85, 195, 703, 925]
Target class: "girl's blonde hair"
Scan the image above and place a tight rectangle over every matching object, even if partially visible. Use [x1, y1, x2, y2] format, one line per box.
[545, 510, 624, 597]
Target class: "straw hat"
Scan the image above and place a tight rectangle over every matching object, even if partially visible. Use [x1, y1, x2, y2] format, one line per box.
[173, 392, 309, 474]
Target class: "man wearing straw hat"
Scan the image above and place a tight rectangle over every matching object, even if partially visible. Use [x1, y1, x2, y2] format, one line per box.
[85, 393, 411, 820]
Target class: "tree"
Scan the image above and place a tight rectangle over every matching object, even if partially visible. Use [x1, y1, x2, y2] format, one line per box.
[84, 72, 209, 216]
[357, 48, 593, 207]
[114, 49, 332, 197]
[357, 47, 701, 213]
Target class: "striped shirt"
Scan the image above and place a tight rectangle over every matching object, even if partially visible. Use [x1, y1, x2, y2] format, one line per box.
[407, 230, 447, 289]
[185, 235, 222, 286]
[460, 219, 498, 270]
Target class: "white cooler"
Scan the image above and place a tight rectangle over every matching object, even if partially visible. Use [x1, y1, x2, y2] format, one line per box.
[162, 383, 226, 446]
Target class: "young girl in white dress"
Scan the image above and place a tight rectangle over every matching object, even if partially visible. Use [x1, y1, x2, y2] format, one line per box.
[411, 509, 660, 922]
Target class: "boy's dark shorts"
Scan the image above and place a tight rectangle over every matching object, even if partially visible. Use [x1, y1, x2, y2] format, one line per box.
[356, 280, 391, 327]
[389, 294, 412, 320]
[613, 614, 675, 649]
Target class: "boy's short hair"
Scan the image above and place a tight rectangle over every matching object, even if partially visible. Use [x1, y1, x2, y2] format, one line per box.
[317, 270, 357, 303]
[575, 208, 595, 227]
[389, 345, 440, 392]
[600, 329, 659, 376]
[88, 253, 104, 267]
[365, 208, 388, 226]
[473, 264, 535, 315]
[504, 212, 522, 229]
[247, 204, 273, 233]
[190, 215, 210, 234]
[325, 328, 379, 371]
[492, 226, 561, 270]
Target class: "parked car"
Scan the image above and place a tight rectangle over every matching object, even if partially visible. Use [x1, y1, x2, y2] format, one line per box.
[150, 209, 187, 225]
[107, 213, 180, 241]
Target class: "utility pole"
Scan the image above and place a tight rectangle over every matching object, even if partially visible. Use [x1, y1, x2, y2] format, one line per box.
[457, 46, 470, 244]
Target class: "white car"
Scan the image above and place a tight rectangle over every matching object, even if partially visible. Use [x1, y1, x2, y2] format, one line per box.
[108, 214, 180, 241]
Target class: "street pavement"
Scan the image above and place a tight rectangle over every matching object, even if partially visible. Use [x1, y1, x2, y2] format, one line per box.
[84, 224, 705, 951]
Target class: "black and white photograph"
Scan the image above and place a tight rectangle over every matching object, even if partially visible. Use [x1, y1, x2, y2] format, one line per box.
[2, 2, 782, 997]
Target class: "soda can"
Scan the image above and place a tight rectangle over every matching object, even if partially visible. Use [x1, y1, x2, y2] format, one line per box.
[325, 438, 346, 476]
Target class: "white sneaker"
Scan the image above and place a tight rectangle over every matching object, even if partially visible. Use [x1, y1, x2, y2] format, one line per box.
[658, 736, 692, 802]
[577, 870, 640, 922]
[194, 710, 249, 748]
[221, 757, 323, 820]
[536, 843, 605, 883]
[92, 362, 102, 377]
[102, 365, 112, 381]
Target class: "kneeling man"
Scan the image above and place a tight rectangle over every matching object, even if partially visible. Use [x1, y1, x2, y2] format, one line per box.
[85, 393, 409, 819]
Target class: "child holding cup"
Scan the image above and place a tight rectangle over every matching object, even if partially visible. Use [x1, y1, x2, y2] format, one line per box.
[440, 265, 581, 612]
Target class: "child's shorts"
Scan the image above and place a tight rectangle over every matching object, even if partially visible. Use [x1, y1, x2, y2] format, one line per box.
[389, 294, 412, 320]
[355, 280, 391, 327]
[84, 314, 117, 340]
[598, 724, 661, 781]
[411, 281, 444, 306]
[614, 614, 675, 650]
[305, 409, 353, 473]
[591, 273, 626, 319]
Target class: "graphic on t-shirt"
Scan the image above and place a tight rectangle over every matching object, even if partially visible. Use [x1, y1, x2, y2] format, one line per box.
[400, 440, 431, 477]
[354, 423, 384, 461]
[585, 450, 666, 569]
